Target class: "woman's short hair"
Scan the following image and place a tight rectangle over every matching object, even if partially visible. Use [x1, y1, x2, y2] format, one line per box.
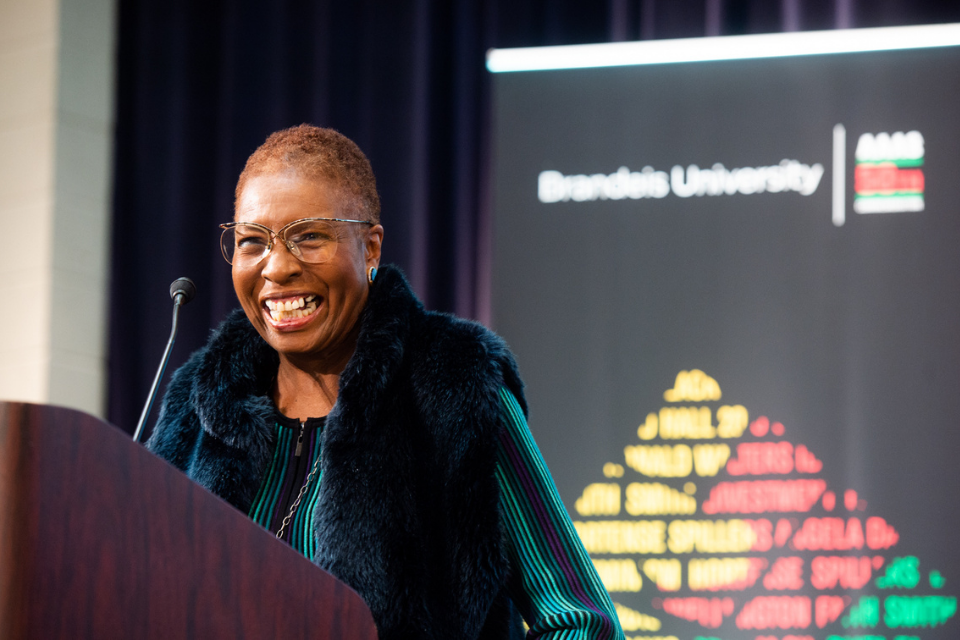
[236, 124, 381, 224]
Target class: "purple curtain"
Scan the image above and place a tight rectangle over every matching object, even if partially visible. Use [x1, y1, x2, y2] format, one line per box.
[108, 0, 960, 433]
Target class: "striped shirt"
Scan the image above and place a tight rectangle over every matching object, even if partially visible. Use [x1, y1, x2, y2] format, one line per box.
[248, 388, 623, 640]
[248, 412, 325, 558]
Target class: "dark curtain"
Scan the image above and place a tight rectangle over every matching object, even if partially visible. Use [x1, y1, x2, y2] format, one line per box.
[108, 0, 960, 434]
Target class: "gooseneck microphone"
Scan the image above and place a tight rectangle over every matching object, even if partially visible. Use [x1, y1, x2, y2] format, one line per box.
[133, 277, 197, 443]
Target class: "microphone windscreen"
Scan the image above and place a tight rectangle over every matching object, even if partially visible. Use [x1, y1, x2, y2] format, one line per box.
[169, 277, 197, 304]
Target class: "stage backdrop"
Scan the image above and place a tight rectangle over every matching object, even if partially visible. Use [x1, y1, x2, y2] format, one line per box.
[490, 25, 960, 640]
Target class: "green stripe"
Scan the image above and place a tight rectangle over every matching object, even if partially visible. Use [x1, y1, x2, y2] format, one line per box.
[248, 424, 289, 526]
[855, 193, 924, 199]
[245, 392, 622, 638]
[302, 435, 325, 560]
[294, 436, 324, 555]
[501, 390, 609, 609]
[259, 427, 294, 526]
[497, 388, 622, 639]
[856, 158, 924, 167]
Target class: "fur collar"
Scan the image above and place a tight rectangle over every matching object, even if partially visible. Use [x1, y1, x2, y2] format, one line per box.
[188, 264, 421, 446]
[184, 265, 525, 449]
[151, 265, 525, 640]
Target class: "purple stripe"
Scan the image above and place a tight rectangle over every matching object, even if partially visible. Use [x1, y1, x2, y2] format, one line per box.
[500, 426, 614, 639]
[292, 430, 312, 548]
[271, 432, 301, 529]
[498, 426, 602, 615]
[297, 428, 321, 546]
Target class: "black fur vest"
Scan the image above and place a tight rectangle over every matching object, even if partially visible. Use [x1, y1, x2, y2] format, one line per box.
[147, 266, 527, 640]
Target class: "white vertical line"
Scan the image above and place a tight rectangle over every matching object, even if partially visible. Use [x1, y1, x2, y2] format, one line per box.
[836, 0, 854, 30]
[705, 0, 722, 37]
[782, 0, 801, 32]
[609, 0, 629, 41]
[833, 123, 846, 227]
[640, 0, 655, 41]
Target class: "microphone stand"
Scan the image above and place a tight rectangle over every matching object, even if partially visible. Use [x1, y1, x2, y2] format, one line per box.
[133, 278, 195, 443]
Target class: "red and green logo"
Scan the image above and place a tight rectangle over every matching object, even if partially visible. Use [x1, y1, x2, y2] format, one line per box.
[853, 131, 925, 214]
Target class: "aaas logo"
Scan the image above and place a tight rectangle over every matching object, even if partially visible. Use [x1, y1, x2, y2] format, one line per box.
[853, 131, 925, 214]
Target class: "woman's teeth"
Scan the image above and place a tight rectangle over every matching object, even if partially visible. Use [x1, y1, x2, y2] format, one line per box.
[265, 295, 318, 321]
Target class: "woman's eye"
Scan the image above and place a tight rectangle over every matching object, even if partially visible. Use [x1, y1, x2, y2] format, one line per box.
[292, 231, 334, 244]
[237, 235, 268, 248]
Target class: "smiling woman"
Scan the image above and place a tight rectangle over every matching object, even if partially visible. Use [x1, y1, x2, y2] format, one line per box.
[145, 125, 624, 640]
[229, 170, 382, 418]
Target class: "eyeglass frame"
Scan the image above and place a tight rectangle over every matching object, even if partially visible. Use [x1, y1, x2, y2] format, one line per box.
[219, 216, 375, 266]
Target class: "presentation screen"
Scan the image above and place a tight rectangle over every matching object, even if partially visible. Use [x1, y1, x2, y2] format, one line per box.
[490, 26, 960, 640]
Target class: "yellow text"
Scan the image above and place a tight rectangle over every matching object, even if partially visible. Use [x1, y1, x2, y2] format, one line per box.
[624, 445, 692, 477]
[625, 482, 696, 515]
[716, 405, 749, 438]
[574, 520, 667, 554]
[638, 407, 717, 440]
[689, 557, 762, 591]
[592, 558, 642, 592]
[667, 519, 757, 554]
[614, 602, 662, 632]
[576, 483, 621, 516]
[663, 369, 721, 402]
[643, 558, 682, 591]
[692, 444, 731, 476]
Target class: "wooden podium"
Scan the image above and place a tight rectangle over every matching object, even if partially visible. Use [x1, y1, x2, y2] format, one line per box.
[0, 401, 378, 639]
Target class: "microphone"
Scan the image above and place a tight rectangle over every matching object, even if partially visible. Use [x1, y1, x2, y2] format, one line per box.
[170, 277, 197, 306]
[133, 277, 197, 443]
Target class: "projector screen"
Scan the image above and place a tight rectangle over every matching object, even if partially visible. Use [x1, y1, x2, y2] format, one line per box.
[490, 26, 960, 640]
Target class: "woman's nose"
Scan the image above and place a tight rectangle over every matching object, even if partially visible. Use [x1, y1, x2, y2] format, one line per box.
[260, 241, 302, 282]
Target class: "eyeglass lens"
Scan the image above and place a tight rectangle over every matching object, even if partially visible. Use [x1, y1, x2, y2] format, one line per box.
[221, 220, 341, 266]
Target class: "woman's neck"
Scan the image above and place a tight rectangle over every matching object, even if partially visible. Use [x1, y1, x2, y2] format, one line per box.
[273, 352, 348, 420]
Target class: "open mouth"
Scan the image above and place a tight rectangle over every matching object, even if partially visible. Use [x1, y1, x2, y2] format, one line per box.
[264, 295, 319, 322]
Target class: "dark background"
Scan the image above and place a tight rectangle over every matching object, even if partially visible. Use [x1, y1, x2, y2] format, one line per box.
[109, 1, 960, 443]
[491, 41, 960, 638]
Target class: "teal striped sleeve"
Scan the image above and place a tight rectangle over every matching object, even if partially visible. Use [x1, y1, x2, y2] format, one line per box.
[496, 388, 624, 640]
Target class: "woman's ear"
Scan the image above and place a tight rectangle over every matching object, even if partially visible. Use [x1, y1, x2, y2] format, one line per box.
[365, 224, 384, 268]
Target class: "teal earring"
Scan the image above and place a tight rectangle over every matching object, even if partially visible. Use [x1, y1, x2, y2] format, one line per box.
[368, 266, 377, 284]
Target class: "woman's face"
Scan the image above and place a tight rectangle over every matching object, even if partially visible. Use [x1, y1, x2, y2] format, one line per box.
[233, 172, 383, 362]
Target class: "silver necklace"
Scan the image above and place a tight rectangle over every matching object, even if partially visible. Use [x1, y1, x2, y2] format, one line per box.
[276, 456, 321, 540]
[276, 422, 322, 540]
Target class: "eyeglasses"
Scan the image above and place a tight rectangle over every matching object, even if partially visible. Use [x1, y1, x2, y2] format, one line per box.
[220, 217, 373, 266]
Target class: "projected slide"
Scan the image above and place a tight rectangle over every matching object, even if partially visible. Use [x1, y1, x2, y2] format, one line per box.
[490, 28, 960, 640]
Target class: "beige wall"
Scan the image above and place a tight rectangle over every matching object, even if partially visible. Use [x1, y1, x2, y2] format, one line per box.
[0, 0, 116, 418]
